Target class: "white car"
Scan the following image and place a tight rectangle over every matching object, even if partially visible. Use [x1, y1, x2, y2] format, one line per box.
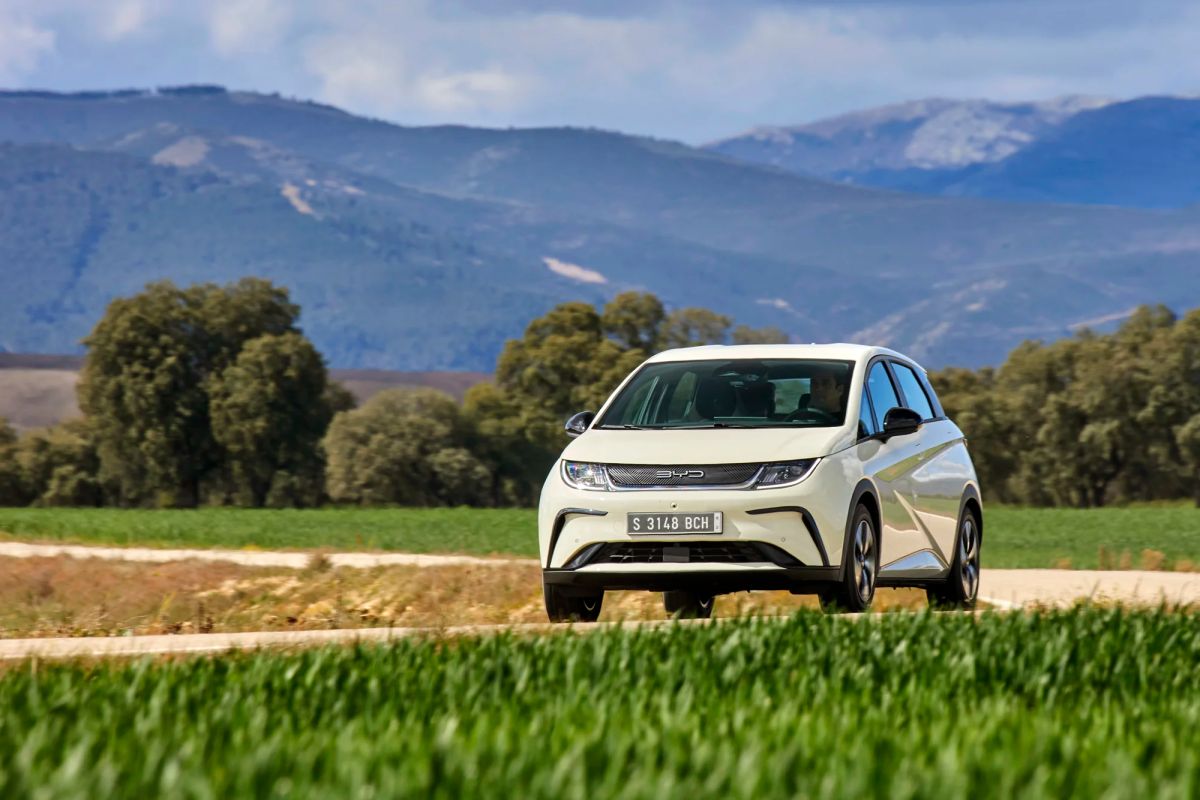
[538, 344, 982, 620]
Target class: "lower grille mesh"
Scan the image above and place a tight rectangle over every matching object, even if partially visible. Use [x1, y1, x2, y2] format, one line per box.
[572, 541, 802, 567]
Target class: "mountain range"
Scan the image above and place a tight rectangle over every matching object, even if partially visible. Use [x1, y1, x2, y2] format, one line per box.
[706, 95, 1200, 208]
[0, 86, 1198, 370]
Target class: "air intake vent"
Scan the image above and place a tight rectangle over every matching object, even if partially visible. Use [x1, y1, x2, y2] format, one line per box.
[607, 463, 761, 488]
[568, 541, 802, 567]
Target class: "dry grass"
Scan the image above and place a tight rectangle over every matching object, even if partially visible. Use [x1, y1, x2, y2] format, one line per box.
[0, 555, 929, 638]
[0, 362, 488, 432]
[0, 369, 80, 431]
[1139, 548, 1166, 571]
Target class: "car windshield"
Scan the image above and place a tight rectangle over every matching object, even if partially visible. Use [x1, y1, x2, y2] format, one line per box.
[596, 358, 854, 429]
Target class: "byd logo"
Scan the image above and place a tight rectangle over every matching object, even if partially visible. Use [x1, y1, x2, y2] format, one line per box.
[656, 469, 705, 480]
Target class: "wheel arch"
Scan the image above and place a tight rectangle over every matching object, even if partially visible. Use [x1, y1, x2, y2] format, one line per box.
[845, 478, 882, 566]
[959, 484, 983, 543]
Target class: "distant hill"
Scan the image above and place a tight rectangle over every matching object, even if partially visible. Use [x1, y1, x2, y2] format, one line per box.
[865, 97, 1200, 208]
[706, 95, 1200, 209]
[1, 87, 1199, 369]
[0, 353, 489, 431]
[706, 96, 1112, 176]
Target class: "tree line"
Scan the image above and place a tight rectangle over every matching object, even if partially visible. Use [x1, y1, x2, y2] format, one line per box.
[1, 280, 1197, 509]
[932, 305, 1200, 507]
[0, 280, 785, 508]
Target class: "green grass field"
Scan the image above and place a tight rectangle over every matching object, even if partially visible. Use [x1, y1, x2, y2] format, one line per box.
[1, 609, 1197, 798]
[0, 506, 537, 556]
[0, 504, 1197, 569]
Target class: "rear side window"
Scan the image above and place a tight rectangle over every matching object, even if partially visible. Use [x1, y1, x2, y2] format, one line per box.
[892, 362, 936, 420]
[866, 362, 900, 422]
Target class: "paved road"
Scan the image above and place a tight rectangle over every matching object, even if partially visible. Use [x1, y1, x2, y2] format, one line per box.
[979, 568, 1200, 609]
[0, 540, 527, 568]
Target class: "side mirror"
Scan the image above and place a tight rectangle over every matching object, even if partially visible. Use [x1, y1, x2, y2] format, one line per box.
[564, 411, 595, 438]
[882, 407, 922, 439]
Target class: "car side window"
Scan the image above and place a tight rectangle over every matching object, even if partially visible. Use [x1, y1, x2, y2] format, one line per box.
[891, 362, 936, 421]
[866, 362, 901, 425]
[857, 388, 876, 439]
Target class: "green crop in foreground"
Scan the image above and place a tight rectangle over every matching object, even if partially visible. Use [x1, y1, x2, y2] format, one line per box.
[1, 608, 1198, 798]
[1, 505, 1200, 570]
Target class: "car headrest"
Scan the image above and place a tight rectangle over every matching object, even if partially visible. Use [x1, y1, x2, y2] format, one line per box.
[739, 381, 775, 416]
[695, 378, 737, 419]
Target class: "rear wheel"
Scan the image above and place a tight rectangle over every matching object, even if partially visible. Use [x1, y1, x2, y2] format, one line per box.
[543, 580, 603, 623]
[927, 507, 981, 610]
[819, 504, 878, 613]
[663, 590, 715, 619]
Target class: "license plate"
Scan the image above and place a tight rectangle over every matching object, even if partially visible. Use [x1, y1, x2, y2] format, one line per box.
[627, 512, 723, 535]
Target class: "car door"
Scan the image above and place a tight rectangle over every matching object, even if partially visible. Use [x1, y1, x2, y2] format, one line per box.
[854, 359, 927, 567]
[890, 361, 974, 563]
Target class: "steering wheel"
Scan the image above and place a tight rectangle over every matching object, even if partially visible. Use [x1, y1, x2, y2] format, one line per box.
[785, 406, 836, 424]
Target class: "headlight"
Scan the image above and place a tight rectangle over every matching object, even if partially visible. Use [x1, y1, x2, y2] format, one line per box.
[562, 461, 610, 491]
[755, 459, 818, 488]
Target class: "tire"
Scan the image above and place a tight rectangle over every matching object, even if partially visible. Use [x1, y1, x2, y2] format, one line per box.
[927, 506, 981, 610]
[819, 504, 878, 613]
[663, 590, 715, 619]
[543, 580, 603, 623]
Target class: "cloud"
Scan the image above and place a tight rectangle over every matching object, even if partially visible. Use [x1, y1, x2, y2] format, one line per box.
[2, 0, 1200, 141]
[302, 3, 537, 117]
[416, 70, 527, 113]
[0, 12, 55, 82]
[97, 0, 152, 41]
[209, 0, 292, 56]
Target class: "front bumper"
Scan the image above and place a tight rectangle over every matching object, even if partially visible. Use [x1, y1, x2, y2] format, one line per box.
[543, 563, 841, 595]
[538, 458, 857, 573]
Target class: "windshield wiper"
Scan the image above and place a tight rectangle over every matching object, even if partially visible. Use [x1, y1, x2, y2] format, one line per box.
[674, 422, 757, 429]
[596, 424, 664, 430]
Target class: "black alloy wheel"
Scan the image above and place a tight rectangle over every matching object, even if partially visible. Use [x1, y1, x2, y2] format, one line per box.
[663, 590, 715, 619]
[543, 580, 604, 623]
[819, 503, 878, 613]
[927, 507, 981, 610]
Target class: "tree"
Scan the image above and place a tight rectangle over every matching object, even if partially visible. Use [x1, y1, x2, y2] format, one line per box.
[209, 332, 339, 507]
[1177, 415, 1200, 507]
[601, 292, 664, 352]
[13, 419, 103, 507]
[465, 295, 800, 501]
[489, 302, 643, 453]
[461, 382, 547, 506]
[0, 416, 26, 506]
[931, 304, 1200, 507]
[324, 389, 495, 506]
[78, 279, 302, 507]
[657, 308, 731, 349]
[732, 324, 789, 345]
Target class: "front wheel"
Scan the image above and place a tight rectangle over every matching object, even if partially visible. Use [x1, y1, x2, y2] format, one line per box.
[663, 590, 715, 619]
[927, 507, 981, 610]
[543, 580, 603, 623]
[820, 504, 878, 613]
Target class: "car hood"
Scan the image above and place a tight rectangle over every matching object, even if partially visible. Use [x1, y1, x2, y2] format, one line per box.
[560, 426, 854, 465]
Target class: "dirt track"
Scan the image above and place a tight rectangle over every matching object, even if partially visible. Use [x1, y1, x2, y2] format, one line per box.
[0, 541, 1195, 660]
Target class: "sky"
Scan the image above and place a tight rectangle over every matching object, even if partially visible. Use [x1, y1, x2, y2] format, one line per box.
[0, 0, 1198, 142]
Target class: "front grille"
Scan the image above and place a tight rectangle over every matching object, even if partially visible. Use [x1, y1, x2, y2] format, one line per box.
[607, 463, 761, 488]
[572, 541, 802, 567]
